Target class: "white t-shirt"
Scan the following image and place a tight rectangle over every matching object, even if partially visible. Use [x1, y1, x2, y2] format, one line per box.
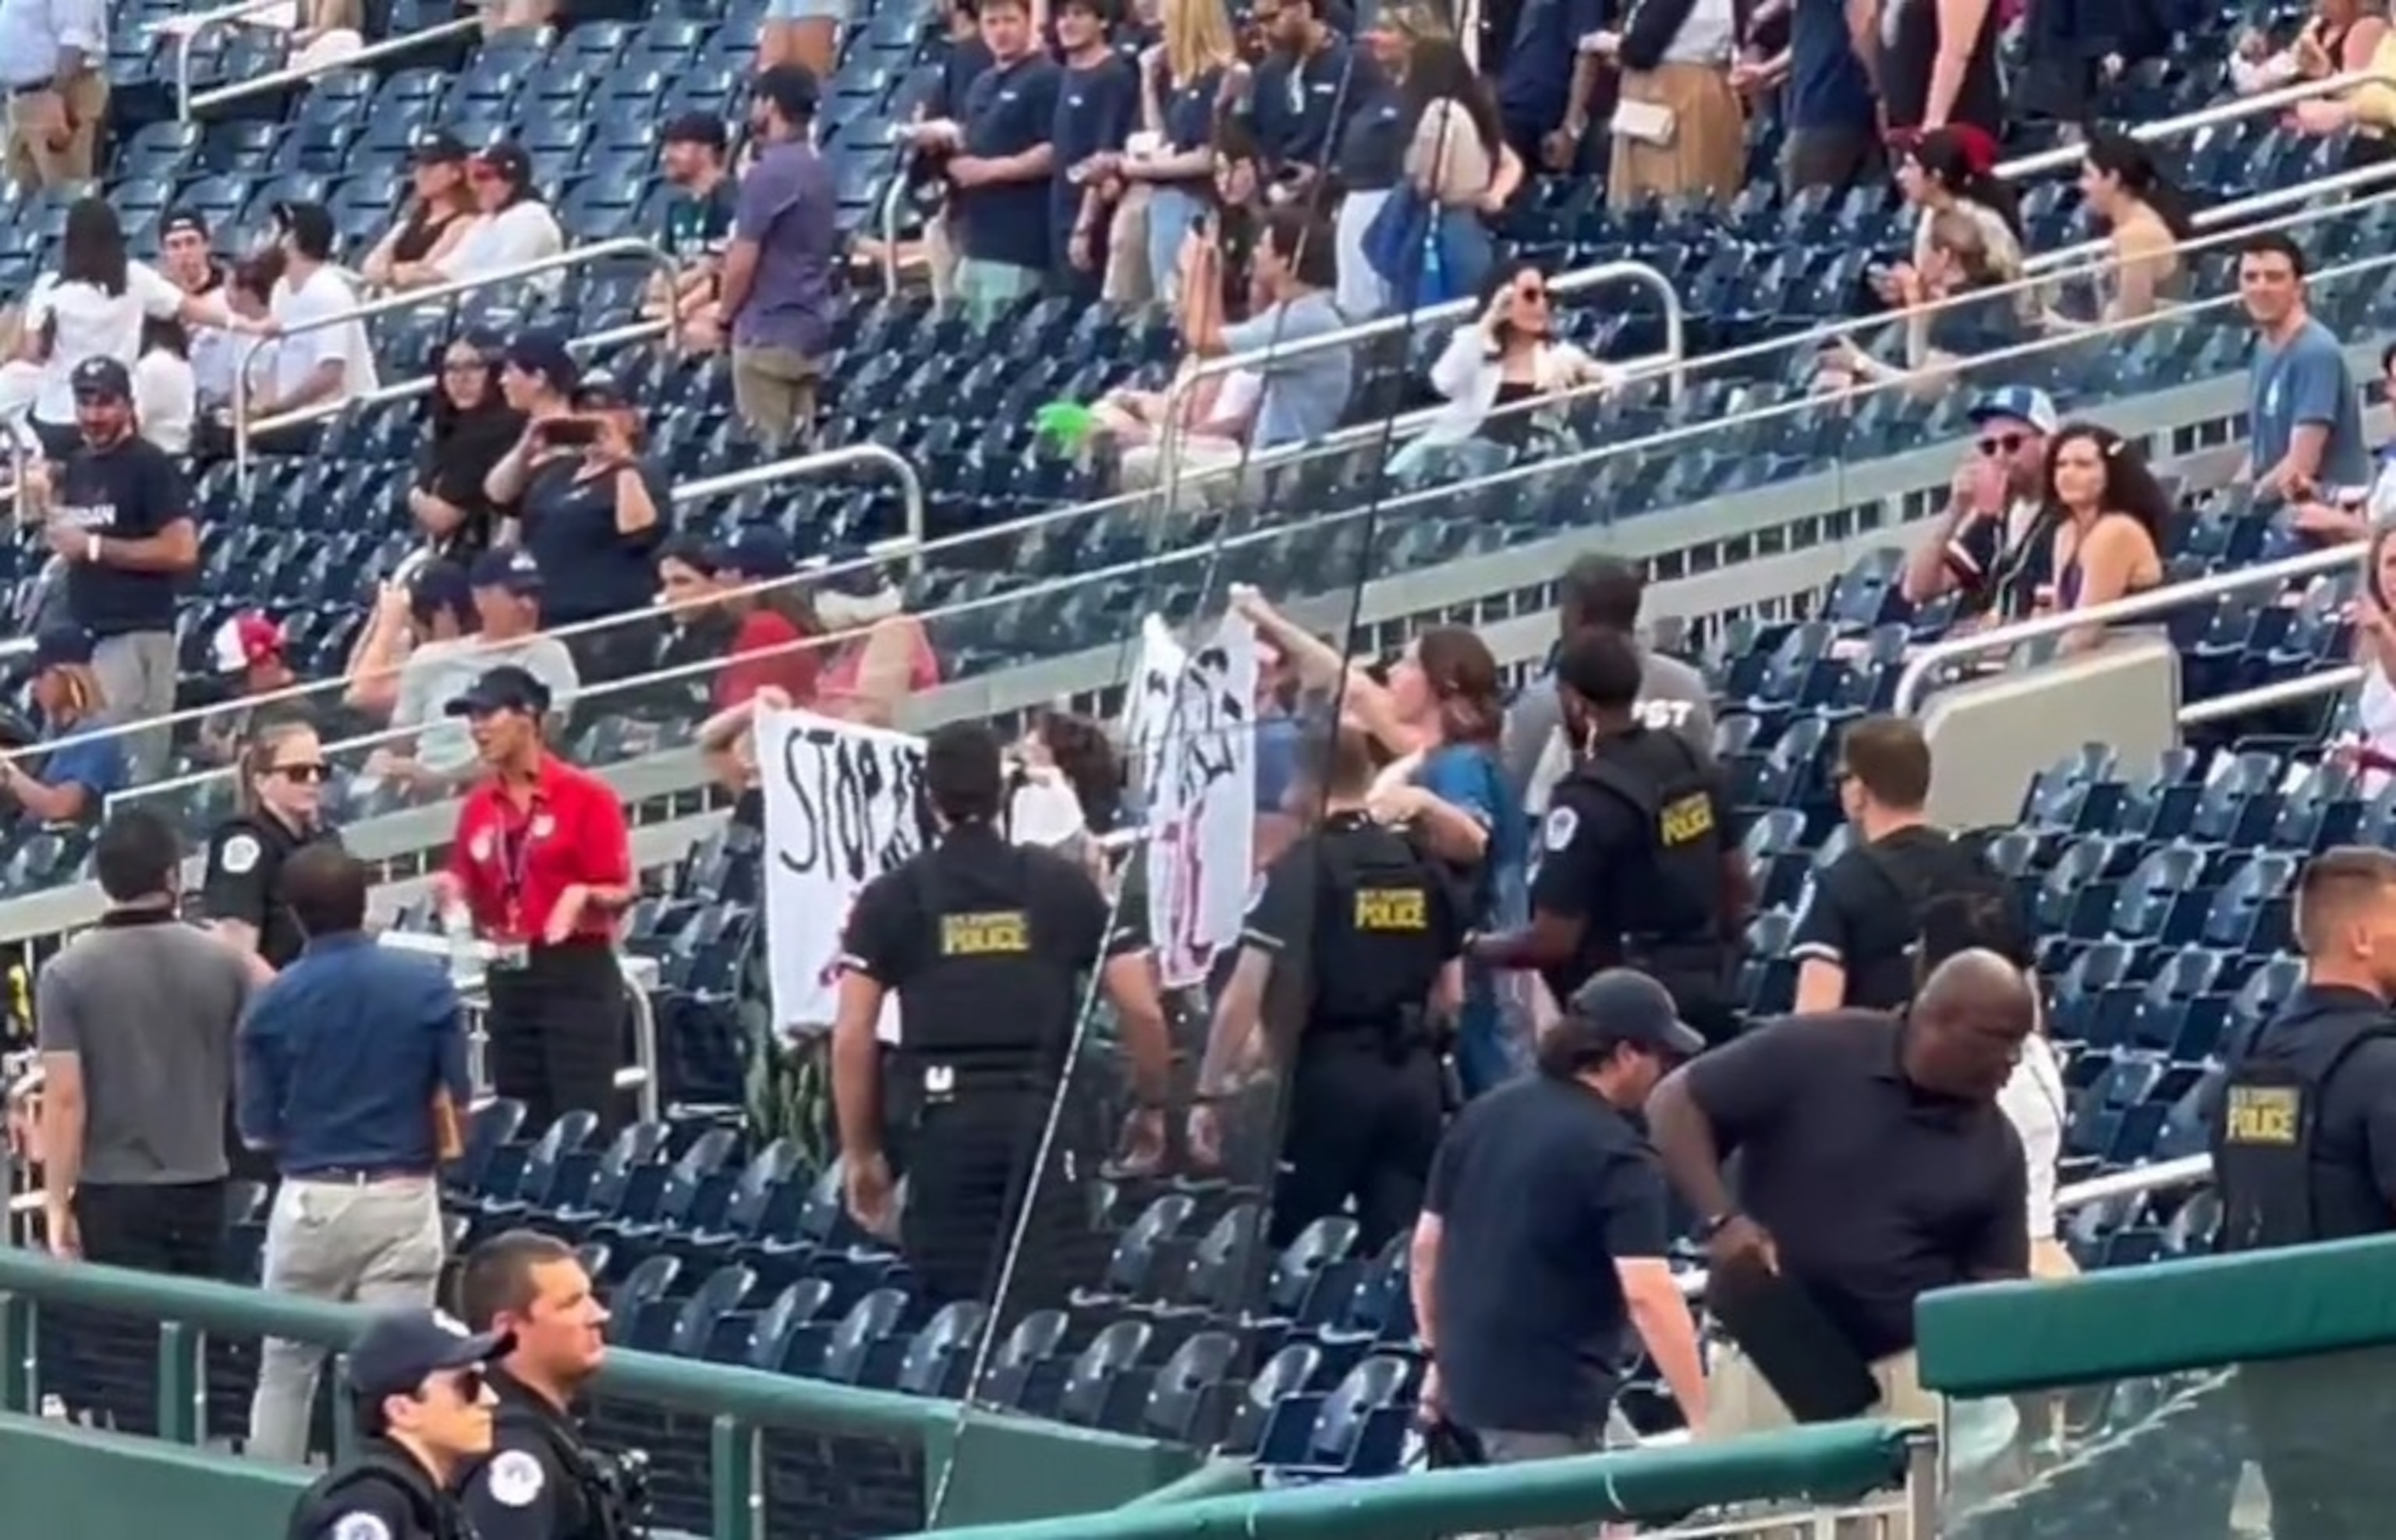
[24, 262, 185, 423]
[133, 349, 196, 455]
[436, 202, 565, 292]
[1997, 1029, 2066, 1243]
[267, 264, 380, 409]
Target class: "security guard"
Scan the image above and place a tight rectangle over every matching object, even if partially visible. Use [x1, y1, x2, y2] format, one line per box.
[457, 1230, 643, 1540]
[202, 717, 346, 975]
[1193, 722, 1466, 1254]
[832, 721, 1173, 1314]
[287, 1310, 507, 1540]
[1471, 626, 1749, 1047]
[2213, 845, 2396, 1540]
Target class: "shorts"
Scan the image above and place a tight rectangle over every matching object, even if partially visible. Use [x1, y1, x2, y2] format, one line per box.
[766, 0, 845, 20]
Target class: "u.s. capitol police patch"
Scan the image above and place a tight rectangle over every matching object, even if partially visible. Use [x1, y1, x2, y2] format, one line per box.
[218, 834, 262, 875]
[1542, 807, 1579, 853]
[331, 1514, 391, 1540]
[487, 1449, 546, 1508]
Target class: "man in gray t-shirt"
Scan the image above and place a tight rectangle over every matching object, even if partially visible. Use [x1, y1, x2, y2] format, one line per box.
[1504, 554, 1717, 814]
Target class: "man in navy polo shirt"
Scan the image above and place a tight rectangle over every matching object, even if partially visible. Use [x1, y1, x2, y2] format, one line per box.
[944, 0, 1062, 320]
[1049, 0, 1139, 301]
[1774, 0, 1879, 193]
[27, 356, 196, 781]
[1251, 0, 1364, 193]
[724, 65, 839, 451]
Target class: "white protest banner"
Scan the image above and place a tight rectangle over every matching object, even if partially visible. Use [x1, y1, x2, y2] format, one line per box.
[757, 709, 936, 1043]
[1136, 613, 1258, 987]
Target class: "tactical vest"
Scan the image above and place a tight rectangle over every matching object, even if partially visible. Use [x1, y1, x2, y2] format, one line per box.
[287, 1449, 463, 1540]
[1304, 820, 1449, 1042]
[1567, 729, 1723, 946]
[2214, 1011, 2396, 1253]
[895, 841, 1078, 1061]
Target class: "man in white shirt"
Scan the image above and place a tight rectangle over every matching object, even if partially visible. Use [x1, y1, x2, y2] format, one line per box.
[255, 200, 379, 453]
[0, 0, 105, 190]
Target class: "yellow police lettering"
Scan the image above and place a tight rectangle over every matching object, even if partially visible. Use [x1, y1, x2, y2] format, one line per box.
[2224, 1086, 2301, 1145]
[1659, 793, 1715, 847]
[1355, 887, 1428, 931]
[940, 911, 1030, 955]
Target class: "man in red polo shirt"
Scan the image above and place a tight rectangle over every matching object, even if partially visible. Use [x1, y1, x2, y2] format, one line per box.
[434, 665, 635, 1134]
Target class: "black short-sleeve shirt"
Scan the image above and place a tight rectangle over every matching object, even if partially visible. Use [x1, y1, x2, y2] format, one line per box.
[55, 435, 193, 636]
[1681, 1011, 2028, 1360]
[198, 813, 344, 971]
[519, 455, 673, 626]
[1789, 827, 1983, 1012]
[1427, 1074, 1668, 1434]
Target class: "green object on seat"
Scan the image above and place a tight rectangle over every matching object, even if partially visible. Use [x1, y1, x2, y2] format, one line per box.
[1035, 400, 1101, 450]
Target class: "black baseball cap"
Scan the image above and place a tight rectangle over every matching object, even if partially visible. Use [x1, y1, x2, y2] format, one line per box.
[663, 112, 729, 152]
[272, 198, 337, 260]
[30, 625, 95, 671]
[346, 1310, 512, 1401]
[505, 330, 579, 395]
[570, 370, 630, 411]
[413, 129, 469, 166]
[755, 63, 821, 123]
[713, 526, 796, 580]
[1542, 969, 1707, 1070]
[471, 141, 534, 186]
[409, 559, 476, 628]
[160, 207, 208, 241]
[69, 356, 132, 401]
[445, 664, 554, 719]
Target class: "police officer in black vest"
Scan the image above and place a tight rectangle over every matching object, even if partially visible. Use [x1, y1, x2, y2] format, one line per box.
[1193, 723, 1467, 1253]
[287, 1310, 508, 1540]
[2213, 844, 2396, 1540]
[200, 717, 346, 980]
[832, 721, 1173, 1314]
[1472, 628, 1749, 1046]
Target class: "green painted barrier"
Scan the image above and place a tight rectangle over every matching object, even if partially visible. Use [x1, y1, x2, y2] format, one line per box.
[1915, 1233, 2396, 1397]
[0, 1411, 314, 1540]
[924, 1422, 1930, 1540]
[0, 1250, 1193, 1536]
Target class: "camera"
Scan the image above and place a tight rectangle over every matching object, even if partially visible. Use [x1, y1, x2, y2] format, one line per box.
[541, 418, 602, 448]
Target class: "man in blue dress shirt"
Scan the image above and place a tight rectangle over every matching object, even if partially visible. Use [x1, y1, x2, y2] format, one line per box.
[239, 843, 474, 1464]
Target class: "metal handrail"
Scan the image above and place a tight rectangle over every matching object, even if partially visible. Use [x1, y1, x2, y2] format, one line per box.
[1994, 69, 2396, 182]
[232, 237, 679, 483]
[2180, 660, 2366, 725]
[60, 445, 925, 773]
[2021, 158, 2396, 278]
[1893, 543, 2366, 714]
[184, 16, 484, 119]
[165, 0, 306, 120]
[246, 318, 670, 441]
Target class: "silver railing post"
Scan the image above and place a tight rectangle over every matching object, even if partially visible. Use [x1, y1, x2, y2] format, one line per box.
[1993, 70, 2396, 182]
[184, 16, 485, 119]
[161, 0, 302, 123]
[671, 443, 929, 575]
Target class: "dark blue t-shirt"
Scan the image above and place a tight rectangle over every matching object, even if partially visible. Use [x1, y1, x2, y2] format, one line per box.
[519, 456, 674, 625]
[1497, 0, 1607, 136]
[1785, 0, 1875, 132]
[1251, 36, 1363, 172]
[1334, 73, 1409, 192]
[38, 722, 126, 818]
[1161, 64, 1227, 154]
[959, 52, 1064, 271]
[1050, 51, 1140, 256]
[54, 437, 190, 637]
[927, 34, 995, 117]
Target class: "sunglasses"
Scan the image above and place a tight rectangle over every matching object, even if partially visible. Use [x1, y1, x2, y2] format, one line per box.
[1977, 433, 2026, 456]
[269, 762, 331, 784]
[1515, 285, 1551, 304]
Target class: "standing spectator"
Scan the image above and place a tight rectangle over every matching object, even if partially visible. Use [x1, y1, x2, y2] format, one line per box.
[1389, 35, 1512, 296]
[1051, 0, 1140, 302]
[1412, 972, 1709, 1464]
[509, 373, 671, 678]
[35, 809, 249, 1425]
[1505, 553, 1715, 818]
[712, 526, 825, 710]
[945, 0, 1065, 319]
[194, 250, 284, 421]
[158, 210, 243, 416]
[724, 64, 839, 451]
[409, 329, 524, 561]
[2241, 231, 2373, 504]
[1169, 208, 1352, 468]
[0, 0, 105, 191]
[23, 356, 195, 780]
[1117, 0, 1244, 304]
[255, 200, 380, 451]
[1791, 716, 2015, 1014]
[1498, 0, 1607, 174]
[653, 114, 736, 350]
[1334, 2, 1443, 317]
[438, 143, 566, 292]
[1250, 0, 1364, 196]
[0, 626, 126, 825]
[241, 844, 470, 1464]
[1761, 0, 1877, 193]
[438, 665, 636, 1136]
[1865, 0, 2001, 143]
[359, 133, 480, 292]
[1898, 386, 2058, 621]
[360, 557, 581, 793]
[1585, 0, 1745, 209]
[761, 0, 844, 84]
[1647, 951, 2033, 1437]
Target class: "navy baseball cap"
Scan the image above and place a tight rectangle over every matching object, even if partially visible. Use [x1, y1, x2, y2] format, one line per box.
[1965, 386, 2059, 437]
[70, 356, 131, 401]
[412, 129, 469, 166]
[504, 331, 579, 395]
[1558, 969, 1707, 1058]
[346, 1310, 512, 1401]
[714, 526, 796, 581]
[471, 141, 534, 187]
[30, 626, 94, 671]
[409, 560, 476, 626]
[470, 547, 544, 597]
[445, 664, 554, 719]
[160, 207, 208, 241]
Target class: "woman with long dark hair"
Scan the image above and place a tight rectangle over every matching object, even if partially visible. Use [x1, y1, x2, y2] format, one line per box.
[1026, 707, 1125, 836]
[2333, 525, 2396, 793]
[2040, 422, 2168, 652]
[2076, 131, 2192, 321]
[409, 330, 524, 559]
[1398, 257, 1616, 476]
[1881, 127, 2022, 311]
[1394, 34, 1516, 296]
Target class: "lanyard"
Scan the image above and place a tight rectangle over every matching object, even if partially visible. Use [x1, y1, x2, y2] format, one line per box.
[496, 800, 541, 935]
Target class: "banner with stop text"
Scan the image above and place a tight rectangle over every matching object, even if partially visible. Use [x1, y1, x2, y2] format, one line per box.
[1132, 613, 1258, 989]
[758, 709, 937, 1043]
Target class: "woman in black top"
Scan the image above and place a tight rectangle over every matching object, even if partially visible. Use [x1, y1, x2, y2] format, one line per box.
[1878, 0, 2004, 141]
[407, 330, 523, 560]
[359, 133, 478, 292]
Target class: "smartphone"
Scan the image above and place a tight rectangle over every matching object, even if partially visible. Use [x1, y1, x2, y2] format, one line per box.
[544, 419, 601, 448]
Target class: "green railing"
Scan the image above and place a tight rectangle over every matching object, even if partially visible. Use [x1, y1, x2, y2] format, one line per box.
[0, 1251, 1191, 1538]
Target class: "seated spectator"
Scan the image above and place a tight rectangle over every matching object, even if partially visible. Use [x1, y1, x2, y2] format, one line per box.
[409, 330, 523, 561]
[1393, 258, 1616, 480]
[361, 555, 580, 791]
[650, 115, 736, 350]
[193, 611, 302, 766]
[438, 143, 566, 293]
[711, 527, 824, 710]
[1898, 386, 2059, 623]
[1882, 128, 2024, 313]
[2283, 0, 2396, 164]
[133, 317, 195, 456]
[255, 201, 380, 450]
[1084, 361, 1260, 473]
[812, 557, 939, 726]
[2333, 526, 2396, 793]
[1824, 209, 2026, 395]
[360, 133, 480, 292]
[651, 540, 739, 690]
[193, 251, 283, 418]
[2040, 421, 2167, 653]
[0, 627, 126, 825]
[2071, 131, 2191, 324]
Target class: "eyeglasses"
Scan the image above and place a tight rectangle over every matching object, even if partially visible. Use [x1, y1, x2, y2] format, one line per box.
[441, 358, 486, 375]
[1977, 433, 2026, 456]
[269, 762, 331, 783]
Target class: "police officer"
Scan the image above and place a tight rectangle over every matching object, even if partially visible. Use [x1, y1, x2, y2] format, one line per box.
[457, 1230, 640, 1540]
[202, 717, 345, 979]
[2213, 844, 2396, 1540]
[1193, 722, 1466, 1253]
[1470, 626, 1749, 1047]
[287, 1309, 506, 1540]
[832, 721, 1173, 1314]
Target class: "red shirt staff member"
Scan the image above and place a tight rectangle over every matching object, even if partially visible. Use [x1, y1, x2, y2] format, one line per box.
[434, 664, 636, 1135]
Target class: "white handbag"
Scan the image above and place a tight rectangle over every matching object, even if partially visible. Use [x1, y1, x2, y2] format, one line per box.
[1611, 97, 1679, 146]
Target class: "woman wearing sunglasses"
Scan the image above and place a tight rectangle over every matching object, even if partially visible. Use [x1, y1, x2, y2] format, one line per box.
[200, 718, 346, 985]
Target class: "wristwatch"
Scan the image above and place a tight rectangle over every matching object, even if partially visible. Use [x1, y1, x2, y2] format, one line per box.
[1692, 1210, 1740, 1241]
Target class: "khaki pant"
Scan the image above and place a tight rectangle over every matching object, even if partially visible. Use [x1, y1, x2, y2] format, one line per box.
[1702, 1343, 1937, 1538]
[8, 71, 106, 190]
[730, 342, 821, 451]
